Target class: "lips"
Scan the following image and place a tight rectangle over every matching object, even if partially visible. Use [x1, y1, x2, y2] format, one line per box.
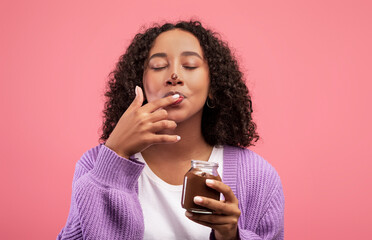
[172, 95, 184, 105]
[163, 91, 186, 99]
[163, 91, 186, 106]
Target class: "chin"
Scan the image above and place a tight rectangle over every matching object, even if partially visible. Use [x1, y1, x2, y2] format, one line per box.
[167, 109, 203, 124]
[166, 112, 187, 123]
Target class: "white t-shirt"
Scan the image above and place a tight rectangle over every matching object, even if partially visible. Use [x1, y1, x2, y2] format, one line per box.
[135, 146, 224, 240]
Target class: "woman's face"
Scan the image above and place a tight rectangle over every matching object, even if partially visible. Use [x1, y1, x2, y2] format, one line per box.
[143, 29, 210, 123]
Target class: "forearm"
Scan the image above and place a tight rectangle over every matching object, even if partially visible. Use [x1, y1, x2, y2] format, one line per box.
[238, 184, 284, 240]
[57, 145, 145, 239]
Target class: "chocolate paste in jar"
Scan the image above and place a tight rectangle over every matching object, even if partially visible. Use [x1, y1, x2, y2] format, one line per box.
[181, 160, 221, 214]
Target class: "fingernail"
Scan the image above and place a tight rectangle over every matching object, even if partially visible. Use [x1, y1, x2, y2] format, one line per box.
[176, 136, 181, 141]
[185, 212, 193, 218]
[172, 94, 180, 99]
[206, 179, 215, 185]
[135, 86, 140, 96]
[194, 196, 203, 203]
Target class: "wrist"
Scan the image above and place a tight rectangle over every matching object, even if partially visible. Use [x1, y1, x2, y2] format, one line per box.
[104, 143, 130, 159]
[214, 229, 238, 240]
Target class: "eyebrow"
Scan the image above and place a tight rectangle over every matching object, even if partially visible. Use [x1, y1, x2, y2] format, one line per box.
[181, 51, 203, 59]
[148, 51, 203, 61]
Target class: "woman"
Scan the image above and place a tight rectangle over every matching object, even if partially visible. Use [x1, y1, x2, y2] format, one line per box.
[57, 20, 284, 240]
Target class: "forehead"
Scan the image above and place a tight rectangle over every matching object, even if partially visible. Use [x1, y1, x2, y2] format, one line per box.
[149, 29, 203, 56]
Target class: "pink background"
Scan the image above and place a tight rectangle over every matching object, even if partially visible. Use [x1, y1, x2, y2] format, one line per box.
[1, 0, 371, 239]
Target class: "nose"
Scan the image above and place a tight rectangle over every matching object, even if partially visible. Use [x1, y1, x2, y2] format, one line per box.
[166, 73, 184, 86]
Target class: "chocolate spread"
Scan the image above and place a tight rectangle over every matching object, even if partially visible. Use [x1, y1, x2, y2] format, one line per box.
[181, 165, 221, 214]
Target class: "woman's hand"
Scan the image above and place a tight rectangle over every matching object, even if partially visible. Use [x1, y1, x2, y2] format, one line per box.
[105, 86, 181, 159]
[185, 179, 241, 240]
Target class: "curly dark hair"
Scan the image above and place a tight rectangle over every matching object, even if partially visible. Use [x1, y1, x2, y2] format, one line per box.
[99, 20, 259, 148]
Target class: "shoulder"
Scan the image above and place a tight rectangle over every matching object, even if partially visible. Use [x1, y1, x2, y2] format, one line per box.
[224, 145, 280, 177]
[223, 145, 282, 196]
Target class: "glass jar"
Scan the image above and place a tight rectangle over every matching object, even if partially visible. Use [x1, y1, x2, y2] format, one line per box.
[181, 160, 221, 214]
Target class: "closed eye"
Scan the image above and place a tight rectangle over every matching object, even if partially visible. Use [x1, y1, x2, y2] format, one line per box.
[183, 66, 197, 70]
[151, 66, 167, 71]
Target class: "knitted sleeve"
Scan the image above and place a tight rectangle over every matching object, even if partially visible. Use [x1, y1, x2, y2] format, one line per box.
[237, 182, 284, 240]
[57, 155, 95, 239]
[210, 147, 285, 240]
[209, 182, 284, 240]
[57, 144, 145, 240]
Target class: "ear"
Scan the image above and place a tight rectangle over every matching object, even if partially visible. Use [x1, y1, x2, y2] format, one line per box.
[208, 92, 214, 100]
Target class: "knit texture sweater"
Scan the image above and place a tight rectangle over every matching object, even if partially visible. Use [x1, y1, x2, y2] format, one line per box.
[57, 144, 284, 240]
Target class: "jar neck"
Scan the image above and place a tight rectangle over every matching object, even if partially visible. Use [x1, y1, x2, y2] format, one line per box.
[191, 160, 219, 176]
[191, 160, 218, 168]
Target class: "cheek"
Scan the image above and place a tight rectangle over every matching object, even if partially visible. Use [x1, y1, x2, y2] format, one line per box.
[143, 74, 163, 102]
[192, 72, 210, 95]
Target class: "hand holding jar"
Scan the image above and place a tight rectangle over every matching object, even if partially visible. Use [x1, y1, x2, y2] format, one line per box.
[182, 160, 241, 240]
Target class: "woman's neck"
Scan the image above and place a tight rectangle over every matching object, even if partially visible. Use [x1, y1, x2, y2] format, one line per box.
[141, 114, 213, 184]
[143, 118, 212, 162]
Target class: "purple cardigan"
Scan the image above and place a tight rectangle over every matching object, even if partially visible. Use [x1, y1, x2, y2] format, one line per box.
[57, 144, 284, 239]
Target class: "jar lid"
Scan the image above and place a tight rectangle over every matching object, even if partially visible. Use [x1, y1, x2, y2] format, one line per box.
[191, 160, 219, 167]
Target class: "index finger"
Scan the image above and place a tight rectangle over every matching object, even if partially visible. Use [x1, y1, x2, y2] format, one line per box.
[142, 94, 180, 113]
[205, 179, 238, 204]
